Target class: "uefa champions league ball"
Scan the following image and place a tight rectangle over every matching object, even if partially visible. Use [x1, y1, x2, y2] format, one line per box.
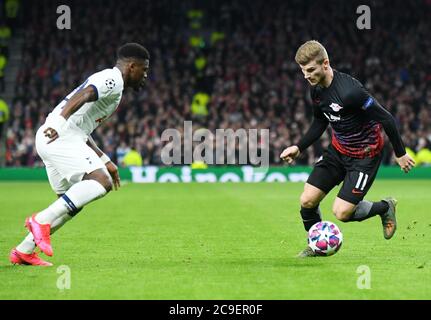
[308, 221, 343, 256]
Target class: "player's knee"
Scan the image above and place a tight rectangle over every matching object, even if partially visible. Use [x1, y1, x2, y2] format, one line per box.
[92, 174, 112, 192]
[85, 170, 112, 192]
[300, 193, 320, 208]
[99, 176, 113, 192]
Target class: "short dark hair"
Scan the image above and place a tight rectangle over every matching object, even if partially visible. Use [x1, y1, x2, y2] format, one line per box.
[117, 43, 150, 62]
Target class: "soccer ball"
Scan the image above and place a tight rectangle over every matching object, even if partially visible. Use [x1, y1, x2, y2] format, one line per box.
[308, 221, 343, 256]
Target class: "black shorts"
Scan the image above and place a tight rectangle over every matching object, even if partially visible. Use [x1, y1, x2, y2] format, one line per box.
[307, 144, 382, 205]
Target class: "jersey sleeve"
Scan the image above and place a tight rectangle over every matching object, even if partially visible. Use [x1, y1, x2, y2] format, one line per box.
[344, 78, 374, 109]
[296, 103, 329, 153]
[347, 79, 406, 157]
[86, 70, 121, 100]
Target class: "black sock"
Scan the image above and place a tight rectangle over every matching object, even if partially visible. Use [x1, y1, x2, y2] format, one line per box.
[371, 201, 389, 215]
[349, 200, 389, 222]
[300, 206, 322, 231]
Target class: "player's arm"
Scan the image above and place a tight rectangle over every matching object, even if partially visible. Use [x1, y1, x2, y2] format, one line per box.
[86, 134, 104, 157]
[44, 86, 98, 143]
[349, 84, 415, 173]
[86, 134, 121, 190]
[366, 101, 414, 172]
[280, 109, 328, 163]
[60, 86, 98, 119]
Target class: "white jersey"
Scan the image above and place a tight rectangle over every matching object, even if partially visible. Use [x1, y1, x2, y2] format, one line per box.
[48, 66, 124, 135]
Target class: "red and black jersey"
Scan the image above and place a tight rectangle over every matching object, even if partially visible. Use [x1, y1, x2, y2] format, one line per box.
[297, 70, 406, 159]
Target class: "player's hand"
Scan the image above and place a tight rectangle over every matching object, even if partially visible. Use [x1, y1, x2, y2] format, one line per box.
[280, 145, 300, 164]
[44, 127, 59, 144]
[106, 161, 121, 190]
[395, 153, 415, 173]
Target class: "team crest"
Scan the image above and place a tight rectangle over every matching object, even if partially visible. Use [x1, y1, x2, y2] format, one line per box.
[105, 78, 116, 90]
[329, 103, 343, 112]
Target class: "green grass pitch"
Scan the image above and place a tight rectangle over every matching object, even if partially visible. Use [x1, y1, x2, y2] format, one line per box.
[0, 180, 430, 299]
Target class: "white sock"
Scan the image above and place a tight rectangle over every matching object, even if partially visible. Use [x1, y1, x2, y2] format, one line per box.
[16, 233, 36, 254]
[16, 212, 73, 254]
[34, 197, 70, 225]
[35, 180, 107, 225]
[51, 212, 72, 234]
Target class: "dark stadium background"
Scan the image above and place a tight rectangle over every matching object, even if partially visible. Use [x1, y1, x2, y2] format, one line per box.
[1, 0, 430, 168]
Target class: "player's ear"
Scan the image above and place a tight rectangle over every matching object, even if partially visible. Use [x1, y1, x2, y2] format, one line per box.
[322, 59, 330, 70]
[127, 59, 138, 72]
[129, 59, 143, 72]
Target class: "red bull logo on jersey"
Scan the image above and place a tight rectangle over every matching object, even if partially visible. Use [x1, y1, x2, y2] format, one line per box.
[329, 103, 343, 112]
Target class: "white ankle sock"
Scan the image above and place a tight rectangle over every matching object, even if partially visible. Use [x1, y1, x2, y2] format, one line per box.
[35, 197, 70, 225]
[51, 212, 72, 234]
[35, 180, 107, 225]
[16, 233, 36, 254]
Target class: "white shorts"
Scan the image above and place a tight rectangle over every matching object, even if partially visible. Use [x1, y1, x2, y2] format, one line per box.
[35, 125, 106, 194]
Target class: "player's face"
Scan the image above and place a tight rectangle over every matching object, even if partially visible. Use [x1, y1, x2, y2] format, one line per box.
[299, 60, 327, 86]
[130, 59, 150, 90]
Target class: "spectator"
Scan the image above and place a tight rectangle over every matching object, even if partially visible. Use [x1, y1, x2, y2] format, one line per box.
[122, 148, 143, 167]
[0, 98, 9, 138]
[0, 23, 11, 55]
[0, 47, 6, 92]
[5, 0, 19, 30]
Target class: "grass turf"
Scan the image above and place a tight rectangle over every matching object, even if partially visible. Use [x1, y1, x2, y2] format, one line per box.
[0, 180, 430, 299]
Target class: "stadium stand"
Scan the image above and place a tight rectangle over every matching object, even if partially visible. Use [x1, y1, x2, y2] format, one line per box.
[3, 0, 431, 167]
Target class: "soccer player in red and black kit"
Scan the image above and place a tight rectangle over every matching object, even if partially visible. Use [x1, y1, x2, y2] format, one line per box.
[280, 40, 415, 257]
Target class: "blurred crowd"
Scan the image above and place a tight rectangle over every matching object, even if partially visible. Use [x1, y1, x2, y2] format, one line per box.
[0, 0, 19, 139]
[4, 0, 431, 167]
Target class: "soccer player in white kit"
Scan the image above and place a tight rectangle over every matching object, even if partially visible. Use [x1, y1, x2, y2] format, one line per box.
[9, 43, 150, 266]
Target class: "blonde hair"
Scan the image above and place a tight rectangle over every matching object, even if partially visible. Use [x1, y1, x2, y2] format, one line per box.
[295, 40, 329, 65]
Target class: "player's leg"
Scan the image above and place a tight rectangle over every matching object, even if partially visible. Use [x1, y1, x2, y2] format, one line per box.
[299, 183, 326, 231]
[27, 169, 110, 256]
[335, 155, 397, 239]
[25, 130, 110, 256]
[35, 168, 111, 225]
[334, 156, 387, 222]
[11, 194, 70, 266]
[15, 162, 71, 255]
[297, 148, 345, 257]
[49, 168, 111, 221]
[332, 196, 390, 222]
[49, 166, 111, 226]
[15, 189, 84, 257]
[12, 176, 83, 267]
[17, 191, 80, 250]
[300, 148, 346, 232]
[51, 192, 84, 234]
